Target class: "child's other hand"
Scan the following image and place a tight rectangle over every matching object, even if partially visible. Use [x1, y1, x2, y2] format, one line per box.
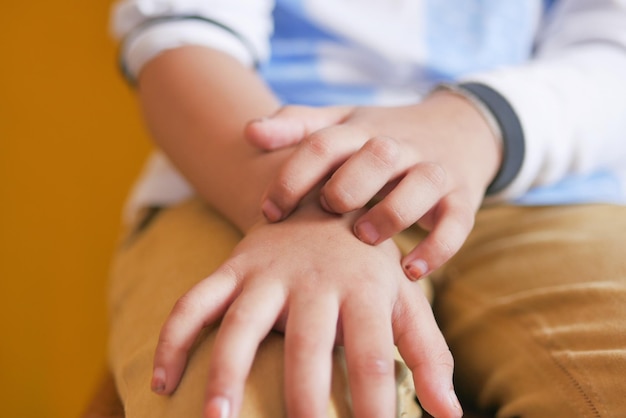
[151, 205, 463, 418]
[245, 93, 501, 280]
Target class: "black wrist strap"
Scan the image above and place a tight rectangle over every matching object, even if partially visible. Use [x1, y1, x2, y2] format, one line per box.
[118, 15, 260, 86]
[458, 82, 525, 195]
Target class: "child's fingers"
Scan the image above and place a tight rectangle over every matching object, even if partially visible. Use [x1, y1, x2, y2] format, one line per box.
[402, 193, 476, 280]
[151, 268, 240, 395]
[393, 286, 463, 418]
[261, 125, 367, 222]
[342, 297, 397, 418]
[204, 279, 287, 418]
[352, 162, 447, 245]
[284, 293, 339, 418]
[320, 135, 405, 214]
[245, 105, 353, 150]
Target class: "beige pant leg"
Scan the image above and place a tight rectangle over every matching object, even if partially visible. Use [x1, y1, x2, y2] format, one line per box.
[107, 198, 420, 418]
[433, 204, 626, 418]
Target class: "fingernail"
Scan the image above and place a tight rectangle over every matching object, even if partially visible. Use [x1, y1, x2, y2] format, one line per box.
[354, 221, 379, 244]
[449, 390, 463, 416]
[151, 367, 166, 393]
[205, 396, 230, 418]
[404, 259, 429, 281]
[261, 199, 282, 222]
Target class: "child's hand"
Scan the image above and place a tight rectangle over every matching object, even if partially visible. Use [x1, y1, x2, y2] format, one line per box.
[151, 204, 463, 418]
[245, 92, 501, 280]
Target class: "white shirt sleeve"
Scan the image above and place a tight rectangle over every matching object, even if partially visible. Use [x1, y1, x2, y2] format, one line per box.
[110, 0, 275, 81]
[464, 0, 626, 201]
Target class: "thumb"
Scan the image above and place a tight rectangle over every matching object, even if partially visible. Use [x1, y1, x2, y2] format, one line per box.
[245, 105, 353, 150]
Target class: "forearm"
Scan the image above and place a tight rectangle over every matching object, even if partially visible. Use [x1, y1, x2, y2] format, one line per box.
[137, 45, 286, 231]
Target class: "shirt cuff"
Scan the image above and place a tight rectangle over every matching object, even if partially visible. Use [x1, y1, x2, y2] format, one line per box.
[120, 18, 257, 84]
[456, 82, 525, 196]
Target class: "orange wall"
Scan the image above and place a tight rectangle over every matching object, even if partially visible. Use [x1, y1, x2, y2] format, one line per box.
[0, 2, 150, 416]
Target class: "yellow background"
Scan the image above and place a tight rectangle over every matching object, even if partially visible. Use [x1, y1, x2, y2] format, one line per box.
[1, 1, 150, 416]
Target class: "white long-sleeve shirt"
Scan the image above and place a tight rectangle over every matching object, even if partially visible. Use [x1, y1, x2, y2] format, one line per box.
[110, 0, 626, 222]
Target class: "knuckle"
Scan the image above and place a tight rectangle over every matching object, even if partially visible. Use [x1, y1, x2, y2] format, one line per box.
[406, 348, 454, 375]
[219, 261, 244, 285]
[365, 136, 400, 169]
[378, 201, 412, 231]
[171, 293, 201, 319]
[288, 329, 324, 355]
[272, 172, 299, 203]
[207, 362, 238, 384]
[430, 234, 456, 261]
[156, 328, 186, 356]
[223, 304, 255, 328]
[434, 348, 455, 371]
[420, 162, 447, 191]
[323, 183, 357, 212]
[352, 353, 395, 379]
[450, 200, 477, 230]
[452, 205, 476, 234]
[304, 131, 333, 159]
[432, 202, 477, 261]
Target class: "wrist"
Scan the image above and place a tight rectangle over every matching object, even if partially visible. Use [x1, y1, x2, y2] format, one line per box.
[419, 90, 502, 194]
[430, 82, 525, 196]
[432, 83, 503, 150]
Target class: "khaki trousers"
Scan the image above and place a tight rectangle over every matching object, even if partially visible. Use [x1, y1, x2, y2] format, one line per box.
[107, 199, 626, 417]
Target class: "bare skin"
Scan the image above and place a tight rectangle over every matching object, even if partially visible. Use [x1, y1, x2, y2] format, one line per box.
[137, 44, 498, 418]
[246, 95, 501, 280]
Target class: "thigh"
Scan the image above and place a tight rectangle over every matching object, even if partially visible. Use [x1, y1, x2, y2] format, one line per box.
[433, 204, 626, 418]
